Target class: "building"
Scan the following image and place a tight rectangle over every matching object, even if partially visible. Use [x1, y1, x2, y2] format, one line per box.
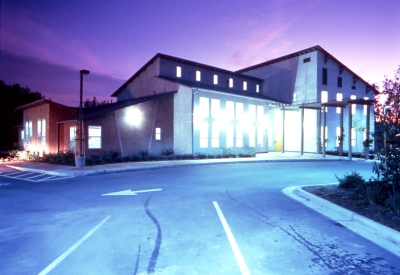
[17, 45, 377, 158]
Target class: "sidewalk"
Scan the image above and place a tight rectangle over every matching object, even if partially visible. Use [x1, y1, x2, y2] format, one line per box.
[4, 152, 358, 177]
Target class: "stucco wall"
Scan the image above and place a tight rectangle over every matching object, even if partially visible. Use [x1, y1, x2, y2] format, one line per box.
[84, 94, 174, 157]
[117, 58, 180, 101]
[241, 51, 318, 104]
[173, 85, 193, 154]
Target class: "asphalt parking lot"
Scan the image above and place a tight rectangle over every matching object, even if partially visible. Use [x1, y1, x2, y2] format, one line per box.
[1, 160, 400, 274]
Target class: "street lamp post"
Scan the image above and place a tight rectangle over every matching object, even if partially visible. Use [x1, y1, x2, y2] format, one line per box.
[75, 69, 90, 168]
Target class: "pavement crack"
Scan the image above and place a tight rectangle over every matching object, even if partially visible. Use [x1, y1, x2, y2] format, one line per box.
[143, 195, 162, 274]
[132, 244, 141, 275]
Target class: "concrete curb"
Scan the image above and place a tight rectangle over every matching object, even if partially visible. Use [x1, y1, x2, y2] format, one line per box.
[6, 157, 350, 177]
[283, 184, 400, 257]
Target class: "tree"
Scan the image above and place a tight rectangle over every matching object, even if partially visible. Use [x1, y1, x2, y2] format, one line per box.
[83, 97, 111, 108]
[0, 81, 44, 149]
[372, 67, 400, 193]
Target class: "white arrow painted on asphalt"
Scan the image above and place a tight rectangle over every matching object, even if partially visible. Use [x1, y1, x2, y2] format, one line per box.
[101, 188, 162, 196]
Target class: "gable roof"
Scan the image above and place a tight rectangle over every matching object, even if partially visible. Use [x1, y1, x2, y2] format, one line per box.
[111, 53, 262, 98]
[58, 91, 176, 122]
[16, 99, 75, 111]
[237, 45, 378, 94]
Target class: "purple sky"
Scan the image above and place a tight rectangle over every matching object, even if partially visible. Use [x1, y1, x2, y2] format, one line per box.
[1, 0, 399, 106]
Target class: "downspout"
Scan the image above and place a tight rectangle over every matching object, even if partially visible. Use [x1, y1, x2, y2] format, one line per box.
[148, 99, 160, 152]
[115, 110, 124, 157]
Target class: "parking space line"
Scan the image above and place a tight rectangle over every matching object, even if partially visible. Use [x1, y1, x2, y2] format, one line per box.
[37, 175, 56, 181]
[213, 201, 251, 275]
[38, 215, 111, 275]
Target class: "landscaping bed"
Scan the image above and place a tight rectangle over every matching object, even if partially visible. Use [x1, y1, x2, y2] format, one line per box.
[303, 184, 400, 232]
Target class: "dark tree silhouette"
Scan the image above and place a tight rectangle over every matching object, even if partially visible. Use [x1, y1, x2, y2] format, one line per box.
[0, 80, 44, 150]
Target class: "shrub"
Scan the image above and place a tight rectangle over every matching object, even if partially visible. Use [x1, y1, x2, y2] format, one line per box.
[160, 148, 174, 156]
[386, 191, 400, 213]
[356, 181, 384, 205]
[196, 153, 207, 159]
[42, 150, 75, 166]
[336, 171, 365, 189]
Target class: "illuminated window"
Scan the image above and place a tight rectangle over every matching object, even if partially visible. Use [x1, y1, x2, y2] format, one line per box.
[37, 119, 42, 146]
[211, 99, 220, 148]
[226, 124, 234, 147]
[21, 130, 24, 141]
[321, 91, 328, 103]
[155, 128, 161, 140]
[228, 78, 233, 88]
[256, 84, 260, 93]
[199, 97, 209, 118]
[363, 97, 369, 115]
[211, 124, 219, 148]
[70, 126, 76, 152]
[213, 75, 218, 84]
[249, 125, 256, 147]
[351, 128, 356, 147]
[248, 105, 256, 147]
[200, 122, 208, 148]
[196, 71, 201, 81]
[25, 121, 32, 144]
[176, 66, 182, 77]
[257, 106, 264, 147]
[88, 126, 101, 149]
[336, 93, 343, 114]
[243, 81, 247, 91]
[321, 91, 328, 113]
[351, 95, 356, 115]
[293, 93, 297, 102]
[236, 103, 244, 147]
[226, 101, 235, 147]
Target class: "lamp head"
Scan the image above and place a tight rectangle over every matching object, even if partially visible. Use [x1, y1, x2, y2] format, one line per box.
[80, 69, 90, 75]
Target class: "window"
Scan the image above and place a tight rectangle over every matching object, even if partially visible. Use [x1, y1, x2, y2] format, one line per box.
[211, 99, 220, 148]
[351, 95, 356, 115]
[200, 122, 208, 148]
[303, 57, 311, 63]
[70, 126, 76, 152]
[155, 128, 161, 140]
[322, 68, 328, 85]
[37, 119, 46, 147]
[226, 101, 235, 147]
[243, 81, 247, 91]
[236, 102, 244, 147]
[352, 85, 357, 90]
[257, 106, 264, 147]
[88, 126, 101, 149]
[321, 91, 328, 112]
[256, 84, 260, 93]
[228, 78, 233, 88]
[21, 130, 24, 141]
[25, 121, 32, 144]
[321, 91, 328, 103]
[176, 66, 182, 77]
[337, 77, 342, 88]
[248, 105, 256, 147]
[196, 71, 201, 81]
[336, 93, 343, 114]
[293, 93, 297, 102]
[199, 97, 209, 118]
[363, 97, 369, 115]
[213, 74, 218, 85]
